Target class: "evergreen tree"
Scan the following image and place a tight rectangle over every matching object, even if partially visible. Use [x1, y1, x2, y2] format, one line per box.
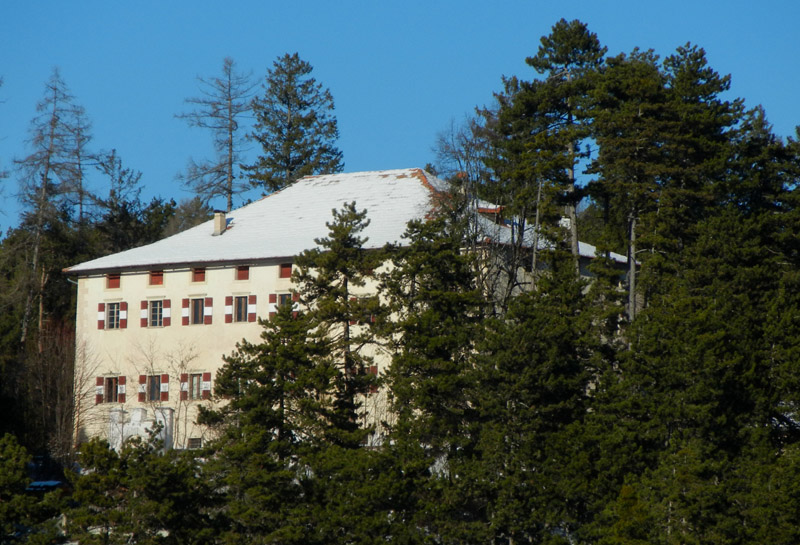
[0, 433, 37, 540]
[380, 214, 484, 542]
[177, 57, 256, 211]
[474, 251, 602, 544]
[588, 48, 669, 320]
[244, 53, 343, 193]
[487, 19, 606, 280]
[293, 202, 382, 448]
[68, 436, 215, 545]
[197, 303, 324, 544]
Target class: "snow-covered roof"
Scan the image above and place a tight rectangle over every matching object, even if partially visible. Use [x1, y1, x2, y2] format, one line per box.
[66, 167, 625, 275]
[66, 169, 449, 274]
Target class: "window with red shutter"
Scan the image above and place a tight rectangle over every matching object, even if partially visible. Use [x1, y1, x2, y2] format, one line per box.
[192, 268, 206, 282]
[236, 266, 249, 280]
[149, 270, 164, 285]
[106, 274, 120, 289]
[279, 263, 292, 278]
[97, 376, 125, 403]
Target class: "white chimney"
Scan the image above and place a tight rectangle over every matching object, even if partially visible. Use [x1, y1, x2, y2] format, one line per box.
[212, 211, 226, 236]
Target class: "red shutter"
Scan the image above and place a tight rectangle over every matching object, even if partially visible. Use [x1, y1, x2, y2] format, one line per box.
[202, 372, 212, 399]
[225, 296, 233, 323]
[292, 292, 299, 318]
[369, 366, 379, 394]
[138, 375, 146, 402]
[163, 299, 171, 327]
[204, 297, 213, 324]
[95, 377, 104, 404]
[269, 293, 277, 318]
[161, 373, 169, 401]
[97, 303, 106, 330]
[141, 300, 148, 328]
[120, 301, 128, 329]
[180, 373, 188, 401]
[118, 375, 126, 403]
[248, 294, 257, 322]
[182, 298, 190, 325]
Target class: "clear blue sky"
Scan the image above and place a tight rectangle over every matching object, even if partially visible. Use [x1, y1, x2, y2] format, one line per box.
[1, 1, 798, 231]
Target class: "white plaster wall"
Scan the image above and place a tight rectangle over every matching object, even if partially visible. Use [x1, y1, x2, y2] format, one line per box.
[73, 260, 390, 450]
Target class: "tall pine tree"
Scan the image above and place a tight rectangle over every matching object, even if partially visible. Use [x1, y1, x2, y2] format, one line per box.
[244, 53, 343, 193]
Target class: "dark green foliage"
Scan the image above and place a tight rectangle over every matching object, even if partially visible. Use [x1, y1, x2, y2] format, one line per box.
[3, 19, 799, 545]
[486, 19, 607, 276]
[0, 434, 36, 540]
[294, 202, 383, 447]
[245, 53, 343, 192]
[68, 437, 215, 545]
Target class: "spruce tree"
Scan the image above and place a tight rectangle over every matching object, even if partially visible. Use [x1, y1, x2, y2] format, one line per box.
[244, 53, 343, 193]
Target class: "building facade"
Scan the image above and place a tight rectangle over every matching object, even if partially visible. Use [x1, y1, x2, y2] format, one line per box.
[67, 168, 625, 450]
[67, 169, 448, 449]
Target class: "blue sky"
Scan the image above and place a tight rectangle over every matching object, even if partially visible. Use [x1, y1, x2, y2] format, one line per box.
[1, 1, 798, 231]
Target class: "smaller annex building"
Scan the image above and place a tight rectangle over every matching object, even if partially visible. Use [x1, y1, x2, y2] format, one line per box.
[66, 168, 623, 450]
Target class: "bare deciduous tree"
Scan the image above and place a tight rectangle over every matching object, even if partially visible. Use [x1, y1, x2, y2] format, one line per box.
[177, 57, 256, 211]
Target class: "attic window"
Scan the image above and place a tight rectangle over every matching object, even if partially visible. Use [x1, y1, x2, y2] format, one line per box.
[192, 268, 206, 282]
[279, 263, 292, 279]
[236, 266, 249, 281]
[149, 271, 164, 285]
[107, 274, 120, 289]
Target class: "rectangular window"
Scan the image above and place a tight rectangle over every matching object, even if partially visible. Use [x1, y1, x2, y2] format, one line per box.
[278, 293, 293, 307]
[234, 296, 248, 322]
[190, 373, 202, 400]
[149, 270, 164, 285]
[147, 375, 161, 402]
[149, 300, 163, 327]
[279, 263, 292, 278]
[187, 438, 203, 449]
[107, 302, 121, 329]
[236, 266, 249, 280]
[192, 268, 206, 282]
[107, 274, 120, 289]
[191, 298, 204, 324]
[104, 377, 119, 403]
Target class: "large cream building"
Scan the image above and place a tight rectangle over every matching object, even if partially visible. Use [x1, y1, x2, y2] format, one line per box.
[66, 168, 623, 450]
